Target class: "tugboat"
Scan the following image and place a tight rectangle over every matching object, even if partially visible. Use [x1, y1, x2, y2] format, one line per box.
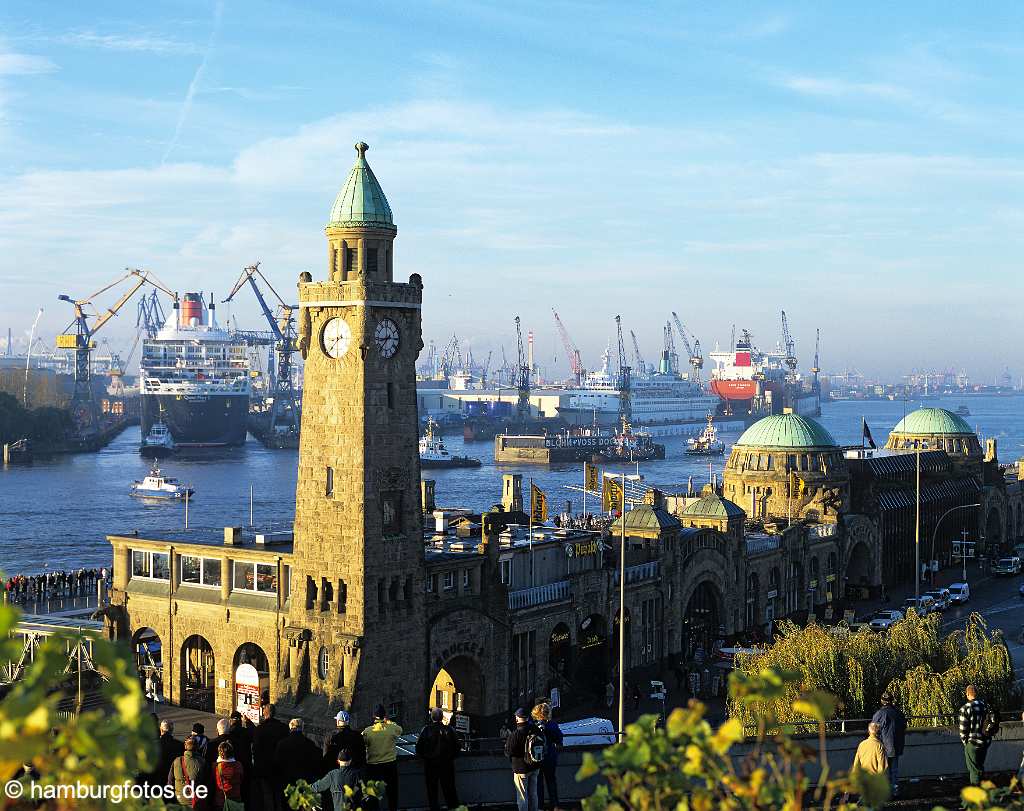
[140, 418, 176, 459]
[603, 420, 666, 462]
[420, 418, 481, 469]
[685, 415, 726, 456]
[955, 405, 971, 417]
[130, 466, 194, 500]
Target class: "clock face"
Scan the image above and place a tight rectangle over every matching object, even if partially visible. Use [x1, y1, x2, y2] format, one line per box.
[321, 317, 352, 359]
[374, 318, 400, 358]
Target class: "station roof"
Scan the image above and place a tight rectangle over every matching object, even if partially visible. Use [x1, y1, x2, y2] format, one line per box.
[327, 142, 394, 228]
[681, 493, 745, 519]
[890, 407, 974, 436]
[735, 413, 838, 449]
[615, 505, 681, 533]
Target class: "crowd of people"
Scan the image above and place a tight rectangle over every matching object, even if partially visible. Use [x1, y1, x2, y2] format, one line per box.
[144, 697, 568, 811]
[3, 568, 104, 604]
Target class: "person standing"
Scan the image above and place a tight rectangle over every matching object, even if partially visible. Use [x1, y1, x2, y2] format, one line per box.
[415, 707, 460, 811]
[324, 711, 366, 772]
[192, 723, 211, 763]
[155, 719, 185, 792]
[532, 703, 563, 811]
[252, 703, 289, 811]
[851, 722, 888, 778]
[170, 736, 207, 807]
[871, 693, 907, 796]
[214, 740, 245, 810]
[363, 705, 403, 811]
[275, 718, 320, 798]
[959, 684, 996, 786]
[504, 707, 542, 811]
[311, 748, 364, 811]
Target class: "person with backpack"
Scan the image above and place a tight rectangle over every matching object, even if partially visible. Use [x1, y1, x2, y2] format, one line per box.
[415, 707, 461, 811]
[213, 740, 245, 810]
[871, 692, 907, 796]
[504, 707, 544, 811]
[532, 703, 563, 811]
[310, 747, 364, 811]
[170, 736, 208, 808]
[958, 684, 999, 785]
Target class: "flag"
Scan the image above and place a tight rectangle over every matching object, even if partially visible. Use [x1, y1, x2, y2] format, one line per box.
[862, 419, 876, 449]
[584, 462, 600, 493]
[602, 476, 623, 513]
[530, 482, 548, 523]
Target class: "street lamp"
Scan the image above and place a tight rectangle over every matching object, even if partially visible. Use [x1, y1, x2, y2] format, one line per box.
[930, 503, 981, 586]
[605, 470, 642, 739]
[914, 441, 930, 602]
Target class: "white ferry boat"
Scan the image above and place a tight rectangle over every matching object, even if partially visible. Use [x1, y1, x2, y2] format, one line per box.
[130, 467, 194, 500]
[685, 415, 726, 456]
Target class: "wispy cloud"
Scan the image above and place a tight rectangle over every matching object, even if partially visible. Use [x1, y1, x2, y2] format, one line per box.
[162, 1, 224, 163]
[782, 76, 910, 102]
[0, 52, 57, 76]
[55, 30, 200, 56]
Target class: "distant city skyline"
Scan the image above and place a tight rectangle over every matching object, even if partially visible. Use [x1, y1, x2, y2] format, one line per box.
[1, 2, 1022, 379]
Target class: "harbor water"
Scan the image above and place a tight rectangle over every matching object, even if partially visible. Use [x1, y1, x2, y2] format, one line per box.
[1, 395, 1021, 575]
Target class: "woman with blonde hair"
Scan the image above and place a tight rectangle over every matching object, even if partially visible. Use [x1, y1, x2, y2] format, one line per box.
[531, 703, 564, 811]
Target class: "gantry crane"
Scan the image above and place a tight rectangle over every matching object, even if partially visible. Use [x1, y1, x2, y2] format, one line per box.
[552, 309, 585, 385]
[56, 268, 175, 432]
[780, 310, 798, 378]
[515, 317, 531, 417]
[136, 290, 167, 339]
[615, 315, 631, 426]
[811, 327, 821, 397]
[629, 330, 647, 379]
[661, 322, 678, 376]
[670, 311, 703, 382]
[223, 263, 300, 440]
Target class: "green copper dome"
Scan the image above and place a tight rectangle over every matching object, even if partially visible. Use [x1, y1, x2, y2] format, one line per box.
[681, 493, 745, 519]
[735, 413, 837, 449]
[327, 142, 394, 228]
[891, 407, 974, 436]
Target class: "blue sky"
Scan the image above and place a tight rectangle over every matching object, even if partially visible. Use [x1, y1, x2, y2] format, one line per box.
[1, 2, 1022, 381]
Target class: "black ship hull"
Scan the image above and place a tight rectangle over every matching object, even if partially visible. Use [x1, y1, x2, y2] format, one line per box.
[142, 394, 249, 447]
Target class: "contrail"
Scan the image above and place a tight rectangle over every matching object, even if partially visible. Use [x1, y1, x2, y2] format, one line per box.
[162, 0, 224, 163]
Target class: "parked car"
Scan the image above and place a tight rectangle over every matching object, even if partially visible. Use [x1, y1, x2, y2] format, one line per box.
[948, 582, 970, 604]
[924, 588, 952, 611]
[869, 609, 904, 630]
[992, 556, 1022, 576]
[902, 595, 935, 616]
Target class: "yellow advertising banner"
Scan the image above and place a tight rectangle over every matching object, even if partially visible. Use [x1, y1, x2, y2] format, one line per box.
[602, 476, 622, 513]
[530, 482, 548, 523]
[584, 462, 600, 493]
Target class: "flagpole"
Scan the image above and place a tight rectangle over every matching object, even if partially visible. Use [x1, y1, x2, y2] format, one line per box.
[583, 464, 587, 518]
[618, 471, 626, 738]
[861, 417, 865, 450]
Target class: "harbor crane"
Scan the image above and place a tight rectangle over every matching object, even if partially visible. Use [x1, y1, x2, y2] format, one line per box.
[615, 315, 631, 425]
[811, 327, 821, 397]
[136, 290, 166, 339]
[780, 310, 798, 377]
[223, 263, 300, 440]
[56, 268, 175, 433]
[439, 334, 462, 379]
[515, 316, 531, 417]
[630, 329, 647, 378]
[662, 322, 678, 376]
[552, 309, 585, 385]
[670, 311, 703, 382]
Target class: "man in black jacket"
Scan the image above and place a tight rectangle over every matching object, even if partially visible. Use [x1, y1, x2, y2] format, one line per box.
[154, 719, 184, 789]
[416, 708, 461, 811]
[504, 708, 540, 811]
[253, 703, 290, 811]
[870, 692, 907, 796]
[275, 717, 321, 800]
[324, 710, 367, 773]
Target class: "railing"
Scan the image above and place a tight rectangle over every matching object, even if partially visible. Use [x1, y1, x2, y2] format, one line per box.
[507, 580, 570, 610]
[613, 561, 660, 585]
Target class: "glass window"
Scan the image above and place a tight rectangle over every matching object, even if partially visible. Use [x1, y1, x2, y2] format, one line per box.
[426, 575, 435, 593]
[500, 559, 512, 585]
[462, 569, 470, 590]
[132, 550, 148, 577]
[766, 455, 774, 470]
[234, 561, 255, 591]
[326, 466, 334, 497]
[255, 563, 277, 593]
[443, 571, 455, 591]
[181, 556, 201, 584]
[318, 647, 329, 680]
[131, 550, 169, 580]
[203, 558, 222, 587]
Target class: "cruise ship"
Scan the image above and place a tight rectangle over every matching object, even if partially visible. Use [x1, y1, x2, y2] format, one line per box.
[140, 293, 251, 447]
[556, 347, 724, 435]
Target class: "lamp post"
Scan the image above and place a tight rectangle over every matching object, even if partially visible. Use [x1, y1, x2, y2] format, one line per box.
[914, 441, 929, 601]
[930, 503, 981, 586]
[605, 470, 641, 739]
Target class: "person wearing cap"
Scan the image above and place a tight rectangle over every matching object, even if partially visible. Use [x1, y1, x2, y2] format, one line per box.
[324, 710, 367, 775]
[416, 707, 461, 811]
[363, 704, 403, 811]
[311, 747, 364, 811]
[871, 692, 907, 796]
[504, 707, 541, 811]
[253, 703, 289, 811]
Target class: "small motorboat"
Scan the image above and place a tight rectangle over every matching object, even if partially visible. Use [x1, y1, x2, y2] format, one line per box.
[130, 466, 194, 500]
[419, 418, 481, 469]
[955, 405, 971, 416]
[685, 415, 726, 456]
[140, 420, 176, 458]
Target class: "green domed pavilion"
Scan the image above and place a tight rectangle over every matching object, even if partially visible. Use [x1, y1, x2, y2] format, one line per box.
[885, 407, 982, 458]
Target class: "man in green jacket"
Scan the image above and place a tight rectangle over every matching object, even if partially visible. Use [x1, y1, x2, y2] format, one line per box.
[169, 736, 208, 807]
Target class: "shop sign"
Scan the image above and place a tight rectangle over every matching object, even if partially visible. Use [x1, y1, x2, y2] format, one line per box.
[234, 663, 261, 725]
[766, 589, 778, 599]
[565, 539, 600, 558]
[550, 630, 570, 645]
[579, 632, 604, 650]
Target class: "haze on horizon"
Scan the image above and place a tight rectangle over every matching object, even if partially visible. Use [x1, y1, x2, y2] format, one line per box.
[1, 2, 1022, 382]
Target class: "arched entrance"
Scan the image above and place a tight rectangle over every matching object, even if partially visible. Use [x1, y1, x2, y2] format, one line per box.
[986, 509, 1003, 552]
[575, 614, 608, 697]
[180, 635, 215, 713]
[846, 541, 872, 596]
[132, 627, 162, 700]
[429, 655, 484, 716]
[233, 642, 270, 723]
[549, 623, 571, 680]
[681, 581, 721, 664]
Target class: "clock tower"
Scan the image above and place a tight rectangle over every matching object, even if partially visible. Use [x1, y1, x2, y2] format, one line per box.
[283, 142, 426, 725]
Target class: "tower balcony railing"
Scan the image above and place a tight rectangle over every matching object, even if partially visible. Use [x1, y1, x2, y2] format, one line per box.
[508, 580, 571, 610]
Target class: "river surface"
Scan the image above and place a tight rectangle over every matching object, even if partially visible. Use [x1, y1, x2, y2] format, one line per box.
[1, 395, 1021, 575]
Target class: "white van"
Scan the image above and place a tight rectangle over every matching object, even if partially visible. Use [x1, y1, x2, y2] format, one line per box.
[948, 582, 970, 604]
